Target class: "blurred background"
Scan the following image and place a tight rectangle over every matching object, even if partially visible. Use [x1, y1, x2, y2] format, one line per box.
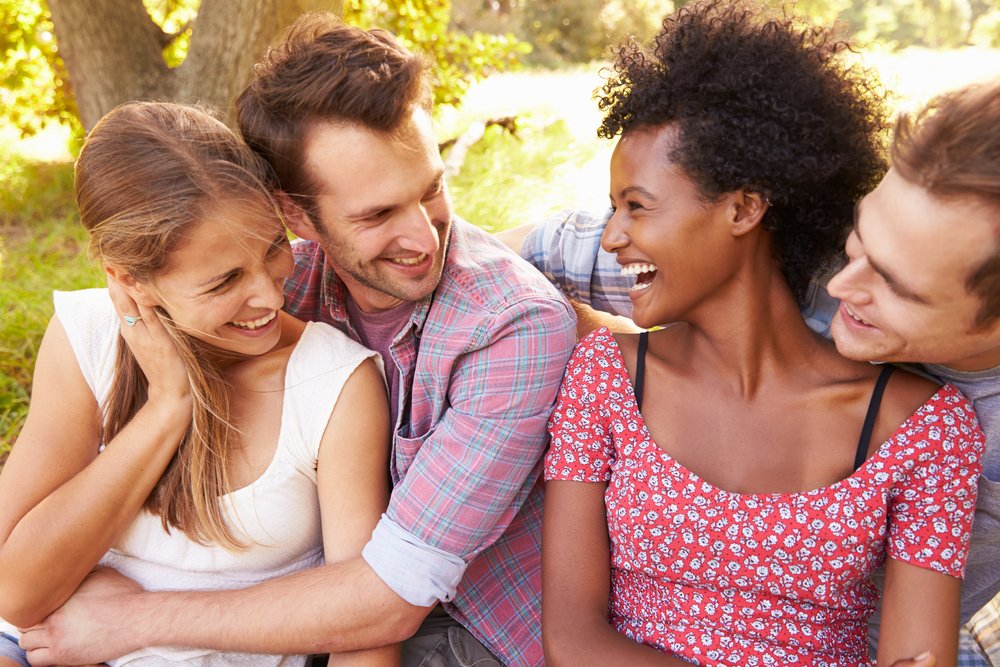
[2, 0, 1000, 452]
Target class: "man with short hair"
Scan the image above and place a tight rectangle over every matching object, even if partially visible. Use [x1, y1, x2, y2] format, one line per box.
[21, 14, 575, 667]
[506, 80, 1000, 663]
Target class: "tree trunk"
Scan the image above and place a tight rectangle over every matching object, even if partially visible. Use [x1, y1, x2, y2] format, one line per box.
[48, 0, 171, 130]
[48, 0, 344, 131]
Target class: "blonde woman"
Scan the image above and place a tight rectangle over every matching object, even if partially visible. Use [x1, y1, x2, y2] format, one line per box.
[0, 102, 394, 666]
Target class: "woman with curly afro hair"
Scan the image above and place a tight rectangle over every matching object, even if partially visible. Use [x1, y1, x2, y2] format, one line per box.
[541, 2, 984, 666]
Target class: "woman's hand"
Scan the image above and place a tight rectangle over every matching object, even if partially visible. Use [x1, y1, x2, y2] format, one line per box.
[107, 274, 190, 405]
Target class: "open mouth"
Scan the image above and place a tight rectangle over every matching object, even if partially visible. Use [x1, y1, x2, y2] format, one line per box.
[842, 302, 875, 328]
[387, 253, 428, 267]
[620, 262, 658, 292]
[229, 311, 277, 330]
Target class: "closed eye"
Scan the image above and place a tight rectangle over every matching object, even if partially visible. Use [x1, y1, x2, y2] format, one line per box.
[268, 233, 290, 255]
[208, 272, 240, 294]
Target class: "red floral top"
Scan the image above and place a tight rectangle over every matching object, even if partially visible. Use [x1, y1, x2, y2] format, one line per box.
[545, 330, 984, 666]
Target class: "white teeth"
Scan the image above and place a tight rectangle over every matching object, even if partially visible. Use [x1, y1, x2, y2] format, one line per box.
[230, 311, 277, 330]
[390, 254, 427, 266]
[843, 303, 870, 326]
[619, 262, 658, 277]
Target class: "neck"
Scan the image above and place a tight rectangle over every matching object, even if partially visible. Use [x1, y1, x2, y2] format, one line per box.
[668, 260, 837, 398]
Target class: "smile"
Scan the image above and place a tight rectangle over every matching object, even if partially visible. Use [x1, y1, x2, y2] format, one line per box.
[388, 254, 428, 266]
[842, 303, 873, 327]
[229, 311, 277, 330]
[620, 262, 658, 292]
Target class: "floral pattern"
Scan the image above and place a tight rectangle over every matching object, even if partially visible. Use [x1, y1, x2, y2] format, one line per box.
[545, 329, 984, 666]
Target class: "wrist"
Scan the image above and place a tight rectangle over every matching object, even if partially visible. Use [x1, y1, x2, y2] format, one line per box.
[143, 391, 193, 424]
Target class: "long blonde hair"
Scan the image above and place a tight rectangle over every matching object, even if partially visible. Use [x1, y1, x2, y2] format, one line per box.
[75, 102, 280, 548]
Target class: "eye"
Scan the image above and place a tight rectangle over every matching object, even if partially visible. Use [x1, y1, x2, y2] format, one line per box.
[365, 209, 392, 223]
[422, 179, 445, 201]
[209, 273, 240, 293]
[627, 200, 645, 211]
[267, 234, 290, 255]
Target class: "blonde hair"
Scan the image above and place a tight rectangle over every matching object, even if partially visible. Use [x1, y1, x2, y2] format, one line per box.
[75, 102, 280, 548]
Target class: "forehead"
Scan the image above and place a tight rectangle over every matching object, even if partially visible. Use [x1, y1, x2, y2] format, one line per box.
[301, 109, 440, 200]
[858, 168, 998, 297]
[161, 200, 281, 270]
[612, 126, 693, 186]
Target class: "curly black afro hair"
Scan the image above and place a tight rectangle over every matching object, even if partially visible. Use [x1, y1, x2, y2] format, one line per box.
[598, 0, 889, 302]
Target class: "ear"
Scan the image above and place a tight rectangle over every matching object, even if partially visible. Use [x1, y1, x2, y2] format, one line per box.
[729, 191, 769, 238]
[276, 191, 323, 242]
[105, 265, 157, 307]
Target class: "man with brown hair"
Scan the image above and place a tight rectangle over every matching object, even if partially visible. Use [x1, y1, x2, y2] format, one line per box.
[20, 14, 574, 667]
[510, 80, 1000, 663]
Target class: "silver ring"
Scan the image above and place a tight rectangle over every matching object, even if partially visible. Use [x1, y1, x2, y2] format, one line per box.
[124, 315, 141, 327]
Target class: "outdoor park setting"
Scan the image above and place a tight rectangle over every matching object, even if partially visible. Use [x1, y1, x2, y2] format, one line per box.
[2, 0, 1000, 453]
[2, 1, 1000, 664]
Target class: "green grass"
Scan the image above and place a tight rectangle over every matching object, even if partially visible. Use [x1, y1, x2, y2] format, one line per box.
[0, 149, 103, 454]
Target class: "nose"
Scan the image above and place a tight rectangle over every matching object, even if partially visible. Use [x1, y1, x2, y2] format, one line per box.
[601, 208, 629, 255]
[396, 200, 445, 256]
[826, 255, 871, 305]
[246, 260, 288, 311]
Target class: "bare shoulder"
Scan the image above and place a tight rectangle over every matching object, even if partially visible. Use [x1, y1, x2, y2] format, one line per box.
[876, 365, 942, 437]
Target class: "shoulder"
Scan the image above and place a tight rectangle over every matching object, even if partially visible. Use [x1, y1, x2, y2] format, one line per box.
[294, 321, 381, 374]
[888, 377, 985, 456]
[565, 328, 626, 376]
[438, 219, 572, 317]
[51, 288, 119, 356]
[53, 287, 115, 324]
[878, 366, 966, 436]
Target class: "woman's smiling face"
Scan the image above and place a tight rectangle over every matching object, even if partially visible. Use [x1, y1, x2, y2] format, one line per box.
[136, 200, 294, 357]
[601, 124, 741, 329]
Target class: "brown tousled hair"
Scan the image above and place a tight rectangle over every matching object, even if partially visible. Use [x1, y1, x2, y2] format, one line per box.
[75, 101, 280, 548]
[892, 82, 1000, 327]
[235, 12, 430, 222]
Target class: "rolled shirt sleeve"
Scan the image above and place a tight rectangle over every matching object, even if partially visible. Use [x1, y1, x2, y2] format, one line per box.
[369, 294, 576, 605]
[362, 514, 467, 606]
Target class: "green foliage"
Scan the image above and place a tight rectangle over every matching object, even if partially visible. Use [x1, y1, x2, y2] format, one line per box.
[0, 0, 77, 138]
[343, 0, 531, 107]
[447, 116, 603, 232]
[453, 0, 668, 66]
[143, 0, 199, 67]
[0, 145, 102, 452]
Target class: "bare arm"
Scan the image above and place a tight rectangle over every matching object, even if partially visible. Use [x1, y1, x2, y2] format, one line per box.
[318, 358, 398, 666]
[876, 558, 962, 667]
[0, 293, 190, 627]
[21, 355, 429, 665]
[542, 480, 691, 666]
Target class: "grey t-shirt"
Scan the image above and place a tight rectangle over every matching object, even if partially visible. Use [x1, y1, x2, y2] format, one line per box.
[924, 362, 1000, 623]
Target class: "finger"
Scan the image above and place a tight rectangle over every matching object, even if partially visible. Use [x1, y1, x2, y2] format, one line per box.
[106, 274, 141, 327]
[23, 648, 55, 667]
[16, 625, 45, 651]
[890, 652, 936, 667]
[134, 302, 164, 335]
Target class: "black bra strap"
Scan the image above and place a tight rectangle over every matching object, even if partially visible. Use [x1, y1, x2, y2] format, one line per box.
[853, 365, 896, 471]
[634, 331, 649, 410]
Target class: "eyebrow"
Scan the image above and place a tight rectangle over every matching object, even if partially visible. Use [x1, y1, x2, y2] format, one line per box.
[619, 185, 655, 198]
[853, 210, 931, 304]
[345, 172, 445, 222]
[196, 231, 286, 289]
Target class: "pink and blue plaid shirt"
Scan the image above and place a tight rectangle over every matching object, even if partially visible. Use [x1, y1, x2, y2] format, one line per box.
[283, 219, 576, 666]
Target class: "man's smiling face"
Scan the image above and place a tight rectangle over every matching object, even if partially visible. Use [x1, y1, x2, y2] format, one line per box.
[827, 167, 1000, 371]
[301, 106, 453, 313]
